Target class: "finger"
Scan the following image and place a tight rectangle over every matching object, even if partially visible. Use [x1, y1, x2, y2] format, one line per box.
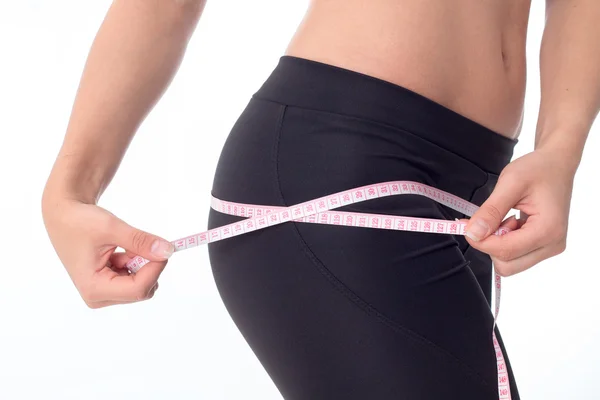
[517, 211, 529, 228]
[110, 218, 174, 262]
[459, 215, 519, 233]
[499, 215, 519, 231]
[97, 259, 128, 278]
[100, 260, 167, 302]
[85, 283, 159, 309]
[85, 299, 138, 309]
[149, 281, 159, 297]
[492, 241, 564, 277]
[108, 252, 135, 269]
[466, 217, 548, 262]
[465, 178, 525, 242]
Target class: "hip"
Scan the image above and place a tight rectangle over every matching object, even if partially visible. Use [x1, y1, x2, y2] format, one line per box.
[209, 56, 517, 213]
[207, 55, 517, 295]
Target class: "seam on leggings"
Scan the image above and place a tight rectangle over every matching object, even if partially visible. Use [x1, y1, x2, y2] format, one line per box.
[271, 104, 496, 395]
[466, 171, 492, 216]
[255, 94, 494, 176]
[461, 172, 493, 256]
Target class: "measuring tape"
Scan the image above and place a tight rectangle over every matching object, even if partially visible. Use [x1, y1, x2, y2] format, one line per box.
[126, 180, 512, 399]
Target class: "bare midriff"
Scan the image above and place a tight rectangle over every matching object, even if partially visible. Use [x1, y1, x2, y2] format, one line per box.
[285, 0, 532, 139]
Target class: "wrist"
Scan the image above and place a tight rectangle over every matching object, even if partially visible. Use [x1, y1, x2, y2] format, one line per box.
[44, 153, 110, 205]
[534, 146, 580, 180]
[534, 126, 589, 176]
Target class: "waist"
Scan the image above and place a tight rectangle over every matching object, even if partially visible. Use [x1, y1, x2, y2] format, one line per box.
[254, 55, 517, 176]
[285, 0, 530, 138]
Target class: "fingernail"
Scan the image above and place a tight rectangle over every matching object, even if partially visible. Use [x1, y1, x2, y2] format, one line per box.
[465, 219, 489, 241]
[151, 240, 174, 259]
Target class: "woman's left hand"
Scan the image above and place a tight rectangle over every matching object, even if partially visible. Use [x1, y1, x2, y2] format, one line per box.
[464, 148, 575, 277]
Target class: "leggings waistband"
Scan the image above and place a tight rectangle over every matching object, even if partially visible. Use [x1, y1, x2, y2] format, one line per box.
[253, 55, 517, 175]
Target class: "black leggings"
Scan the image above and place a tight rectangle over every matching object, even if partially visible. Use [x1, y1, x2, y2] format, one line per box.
[207, 56, 520, 399]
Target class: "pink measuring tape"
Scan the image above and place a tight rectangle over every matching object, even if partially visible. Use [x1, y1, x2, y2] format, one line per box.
[126, 180, 512, 399]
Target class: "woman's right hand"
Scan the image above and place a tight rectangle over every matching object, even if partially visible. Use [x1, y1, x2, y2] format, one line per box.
[37, 0, 205, 308]
[42, 194, 175, 309]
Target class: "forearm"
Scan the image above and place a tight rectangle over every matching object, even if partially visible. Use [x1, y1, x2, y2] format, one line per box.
[44, 0, 205, 204]
[535, 0, 600, 173]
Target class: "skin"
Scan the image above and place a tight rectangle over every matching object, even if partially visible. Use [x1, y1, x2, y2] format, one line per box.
[42, 0, 600, 308]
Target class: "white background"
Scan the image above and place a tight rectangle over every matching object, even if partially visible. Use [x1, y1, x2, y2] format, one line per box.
[1, 1, 599, 399]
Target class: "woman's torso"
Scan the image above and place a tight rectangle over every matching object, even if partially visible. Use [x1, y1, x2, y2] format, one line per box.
[285, 0, 532, 139]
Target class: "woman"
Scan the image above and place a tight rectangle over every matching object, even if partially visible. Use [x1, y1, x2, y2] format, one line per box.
[41, 1, 600, 399]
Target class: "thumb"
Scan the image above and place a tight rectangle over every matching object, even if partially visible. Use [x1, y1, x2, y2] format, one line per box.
[466, 179, 522, 242]
[112, 219, 174, 262]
